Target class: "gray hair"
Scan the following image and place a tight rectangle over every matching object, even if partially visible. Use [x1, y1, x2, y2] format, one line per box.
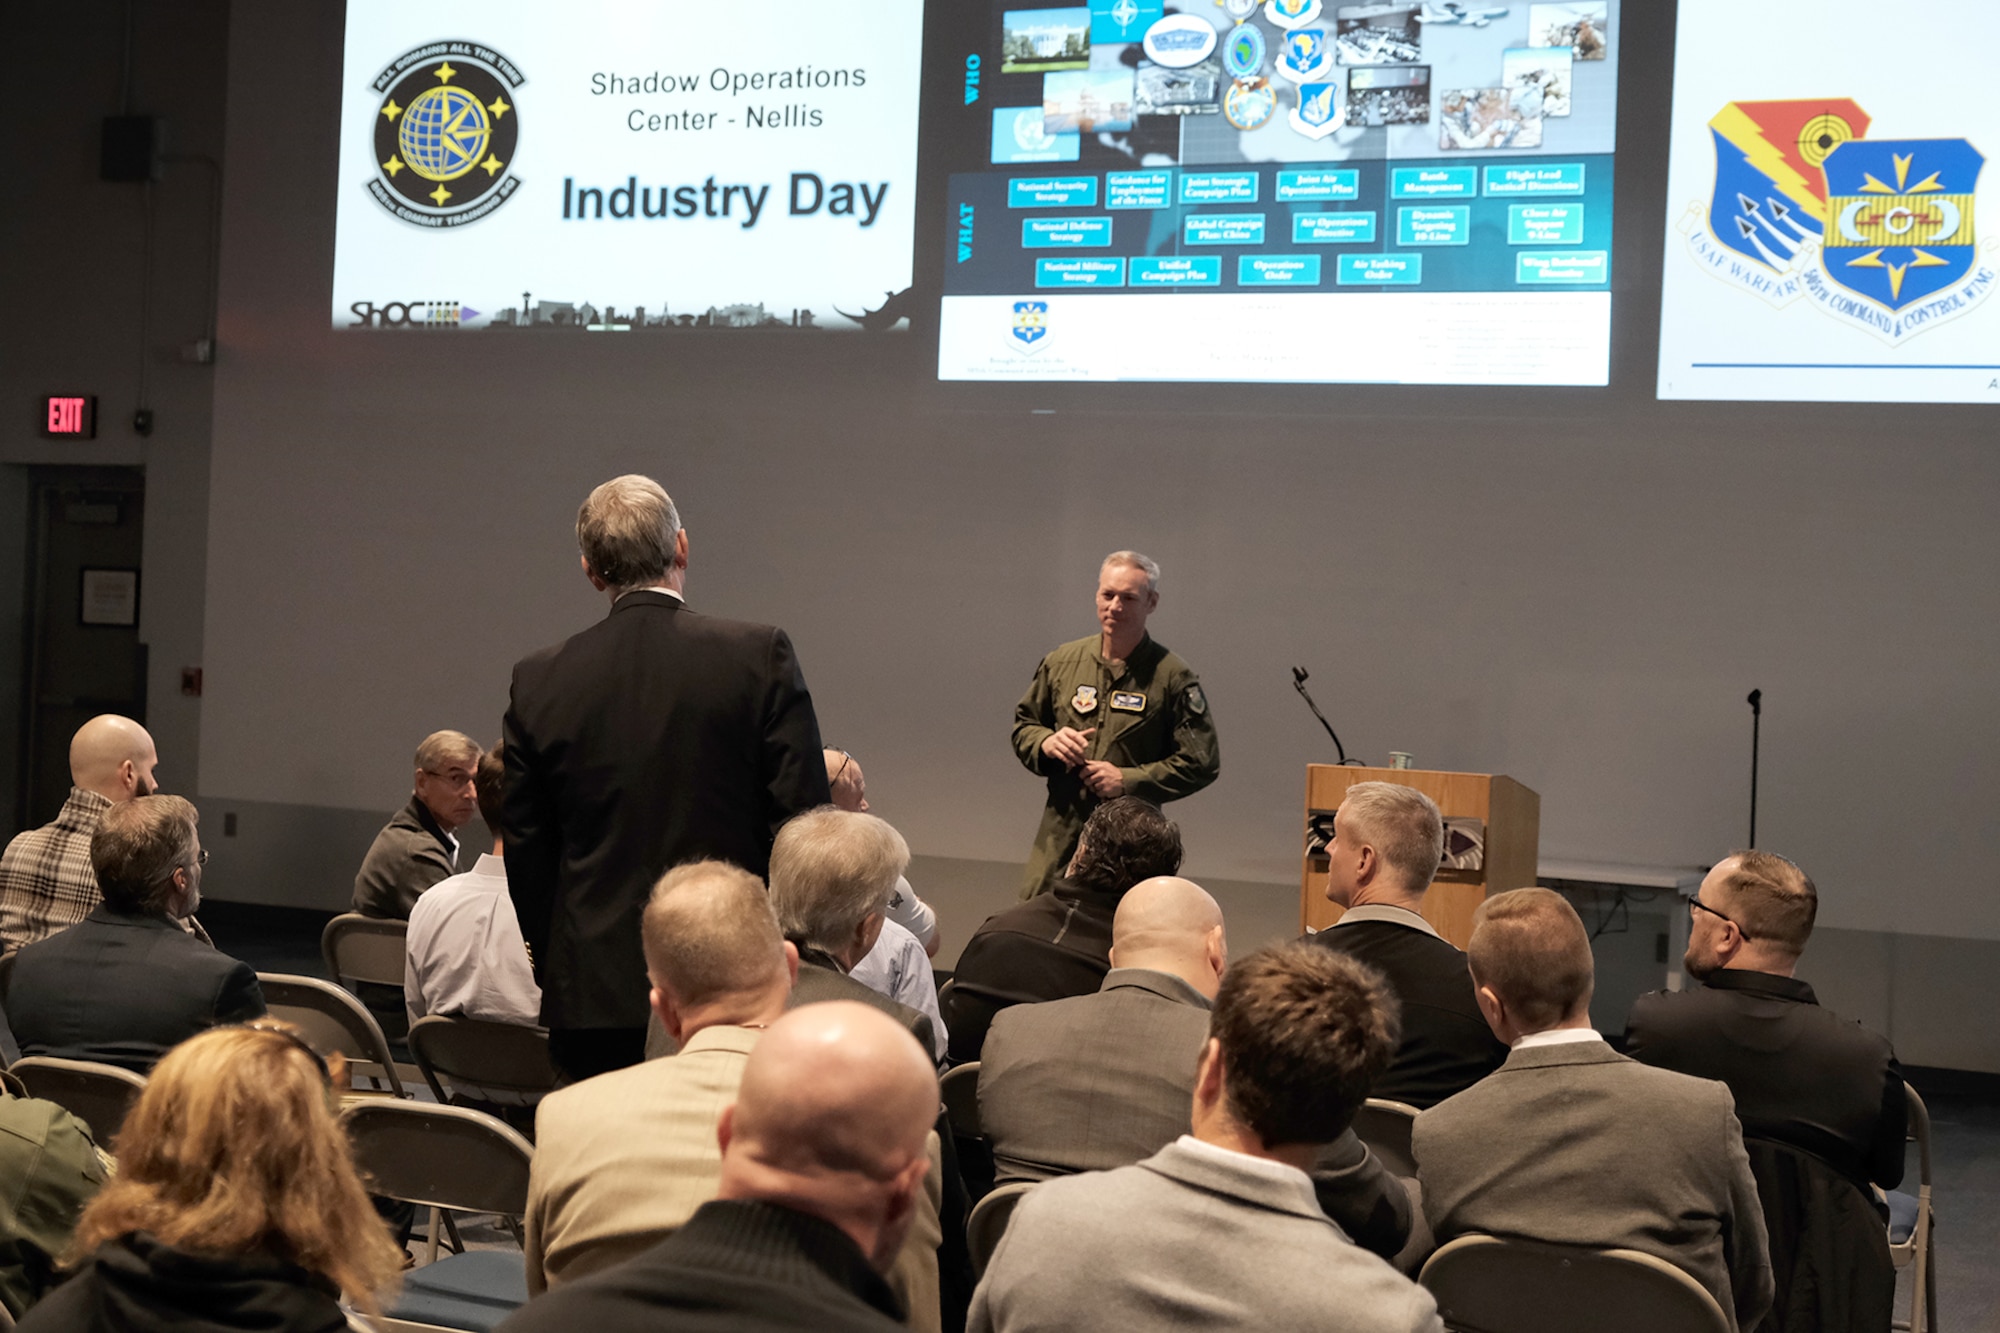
[414, 730, 481, 774]
[1102, 550, 1160, 592]
[577, 475, 682, 590]
[92, 795, 200, 914]
[1338, 782, 1443, 891]
[768, 808, 910, 950]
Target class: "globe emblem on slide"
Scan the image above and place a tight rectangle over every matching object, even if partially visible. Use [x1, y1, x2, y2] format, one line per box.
[367, 40, 525, 227]
[398, 85, 490, 181]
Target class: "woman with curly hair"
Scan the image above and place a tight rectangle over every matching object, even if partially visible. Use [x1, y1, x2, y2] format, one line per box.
[20, 1022, 403, 1331]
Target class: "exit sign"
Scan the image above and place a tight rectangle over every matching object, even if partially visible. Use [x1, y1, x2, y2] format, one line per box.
[40, 395, 98, 439]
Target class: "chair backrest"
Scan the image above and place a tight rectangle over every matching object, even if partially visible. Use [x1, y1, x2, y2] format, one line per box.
[257, 972, 406, 1097]
[8, 1056, 147, 1149]
[407, 1015, 558, 1107]
[940, 1061, 982, 1141]
[1419, 1234, 1731, 1333]
[966, 1180, 1035, 1278]
[1351, 1097, 1421, 1177]
[343, 1100, 535, 1218]
[321, 913, 409, 989]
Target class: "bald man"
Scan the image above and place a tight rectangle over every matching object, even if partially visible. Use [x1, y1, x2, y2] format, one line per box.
[0, 715, 160, 950]
[979, 879, 1413, 1258]
[502, 1002, 936, 1333]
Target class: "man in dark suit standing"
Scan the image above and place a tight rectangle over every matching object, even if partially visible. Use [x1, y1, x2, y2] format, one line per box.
[1305, 782, 1506, 1107]
[505, 475, 829, 1082]
[4, 795, 264, 1073]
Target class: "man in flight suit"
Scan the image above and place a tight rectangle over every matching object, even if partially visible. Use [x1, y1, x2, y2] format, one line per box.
[1011, 551, 1219, 898]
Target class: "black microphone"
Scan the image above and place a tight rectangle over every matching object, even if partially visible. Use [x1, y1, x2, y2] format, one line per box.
[1291, 666, 1352, 765]
[1746, 689, 1763, 847]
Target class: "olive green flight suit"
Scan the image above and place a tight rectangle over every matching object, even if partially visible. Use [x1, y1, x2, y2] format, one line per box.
[1011, 633, 1220, 898]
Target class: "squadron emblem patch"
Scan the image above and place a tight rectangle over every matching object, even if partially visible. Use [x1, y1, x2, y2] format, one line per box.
[367, 40, 525, 228]
[1071, 684, 1099, 715]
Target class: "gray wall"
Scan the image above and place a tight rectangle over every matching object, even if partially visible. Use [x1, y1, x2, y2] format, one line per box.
[8, 2, 2000, 1072]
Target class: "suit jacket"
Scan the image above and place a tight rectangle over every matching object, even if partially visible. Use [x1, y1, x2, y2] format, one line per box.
[504, 592, 828, 1030]
[2, 908, 265, 1073]
[1306, 909, 1508, 1108]
[499, 1200, 904, 1333]
[1414, 1037, 1774, 1333]
[940, 878, 1117, 1063]
[968, 1138, 1441, 1333]
[351, 795, 458, 920]
[526, 1021, 945, 1329]
[1624, 970, 1906, 1190]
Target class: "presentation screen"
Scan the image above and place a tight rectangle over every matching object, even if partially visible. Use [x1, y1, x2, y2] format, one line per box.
[1657, 0, 1998, 403]
[330, 1, 923, 334]
[933, 1, 1621, 384]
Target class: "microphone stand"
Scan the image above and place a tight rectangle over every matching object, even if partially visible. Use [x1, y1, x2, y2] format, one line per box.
[1292, 667, 1351, 765]
[1747, 689, 1762, 847]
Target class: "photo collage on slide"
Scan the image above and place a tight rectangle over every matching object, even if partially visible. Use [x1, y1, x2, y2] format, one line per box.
[951, 0, 1618, 305]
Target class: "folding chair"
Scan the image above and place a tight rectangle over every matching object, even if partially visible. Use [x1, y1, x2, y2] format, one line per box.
[257, 973, 408, 1098]
[939, 1061, 982, 1140]
[1889, 1084, 1936, 1333]
[407, 1016, 557, 1124]
[7, 1057, 146, 1148]
[1419, 1233, 1730, 1333]
[322, 913, 409, 990]
[965, 1180, 1035, 1278]
[344, 1100, 534, 1331]
[1352, 1096, 1421, 1177]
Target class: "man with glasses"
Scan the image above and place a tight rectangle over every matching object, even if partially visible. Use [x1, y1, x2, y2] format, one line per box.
[2, 795, 264, 1073]
[1626, 851, 1907, 1196]
[353, 730, 483, 919]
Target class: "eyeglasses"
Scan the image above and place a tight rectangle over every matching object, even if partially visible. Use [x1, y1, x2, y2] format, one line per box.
[827, 749, 853, 787]
[1687, 895, 1735, 928]
[194, 848, 209, 868]
[423, 768, 477, 791]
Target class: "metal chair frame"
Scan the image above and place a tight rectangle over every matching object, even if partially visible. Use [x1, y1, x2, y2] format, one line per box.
[342, 1099, 534, 1268]
[321, 913, 410, 989]
[256, 972, 408, 1098]
[6, 1056, 147, 1149]
[1419, 1233, 1731, 1333]
[407, 1015, 557, 1109]
[939, 1061, 982, 1141]
[1352, 1096, 1421, 1178]
[1889, 1083, 1936, 1333]
[966, 1180, 1035, 1278]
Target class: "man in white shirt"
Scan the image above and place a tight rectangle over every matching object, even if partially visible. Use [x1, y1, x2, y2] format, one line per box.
[1413, 888, 1773, 1332]
[969, 941, 1440, 1333]
[406, 743, 541, 1027]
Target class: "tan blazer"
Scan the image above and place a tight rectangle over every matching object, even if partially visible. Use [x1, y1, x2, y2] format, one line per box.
[525, 1023, 944, 1330]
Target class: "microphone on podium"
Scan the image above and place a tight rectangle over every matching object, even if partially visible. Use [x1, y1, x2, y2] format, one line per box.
[1292, 666, 1356, 766]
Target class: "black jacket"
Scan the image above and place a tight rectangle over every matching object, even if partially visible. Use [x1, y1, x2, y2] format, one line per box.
[504, 592, 828, 1031]
[1625, 969, 1906, 1190]
[19, 1233, 347, 1332]
[1306, 915, 1508, 1108]
[3, 908, 265, 1073]
[497, 1199, 904, 1333]
[941, 877, 1118, 1064]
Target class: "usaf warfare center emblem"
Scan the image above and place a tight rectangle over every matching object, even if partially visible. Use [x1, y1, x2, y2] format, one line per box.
[368, 40, 525, 228]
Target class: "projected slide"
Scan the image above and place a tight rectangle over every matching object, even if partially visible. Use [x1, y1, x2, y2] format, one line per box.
[1657, 0, 1998, 402]
[936, 2, 1620, 384]
[331, 1, 923, 333]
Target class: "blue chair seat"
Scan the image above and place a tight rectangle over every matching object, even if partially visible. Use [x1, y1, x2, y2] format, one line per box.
[387, 1250, 529, 1332]
[1885, 1189, 1919, 1246]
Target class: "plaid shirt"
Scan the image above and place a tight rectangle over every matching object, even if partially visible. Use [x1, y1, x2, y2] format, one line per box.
[0, 788, 112, 952]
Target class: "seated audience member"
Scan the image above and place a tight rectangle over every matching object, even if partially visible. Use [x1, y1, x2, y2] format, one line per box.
[19, 1022, 405, 1332]
[1627, 851, 1903, 1333]
[942, 796, 1182, 1062]
[527, 861, 798, 1294]
[4, 796, 264, 1073]
[1626, 850, 1905, 1191]
[352, 730, 481, 919]
[768, 809, 939, 1059]
[500, 1002, 937, 1333]
[826, 748, 941, 954]
[0, 714, 161, 951]
[1414, 888, 1773, 1332]
[405, 743, 542, 1028]
[1306, 782, 1507, 1107]
[0, 1084, 111, 1318]
[969, 942, 1439, 1333]
[979, 876, 1413, 1258]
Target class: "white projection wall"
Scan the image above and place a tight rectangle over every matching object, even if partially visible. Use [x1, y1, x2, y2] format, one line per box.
[1657, 0, 2000, 402]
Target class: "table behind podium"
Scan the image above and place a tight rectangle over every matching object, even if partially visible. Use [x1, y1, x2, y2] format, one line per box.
[1300, 767, 1540, 949]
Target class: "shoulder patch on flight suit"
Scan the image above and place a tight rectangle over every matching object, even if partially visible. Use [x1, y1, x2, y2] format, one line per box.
[1071, 685, 1099, 715]
[1185, 683, 1207, 715]
[1110, 691, 1147, 713]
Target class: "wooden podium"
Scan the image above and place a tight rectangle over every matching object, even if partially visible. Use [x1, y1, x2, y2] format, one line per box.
[1300, 767, 1540, 949]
